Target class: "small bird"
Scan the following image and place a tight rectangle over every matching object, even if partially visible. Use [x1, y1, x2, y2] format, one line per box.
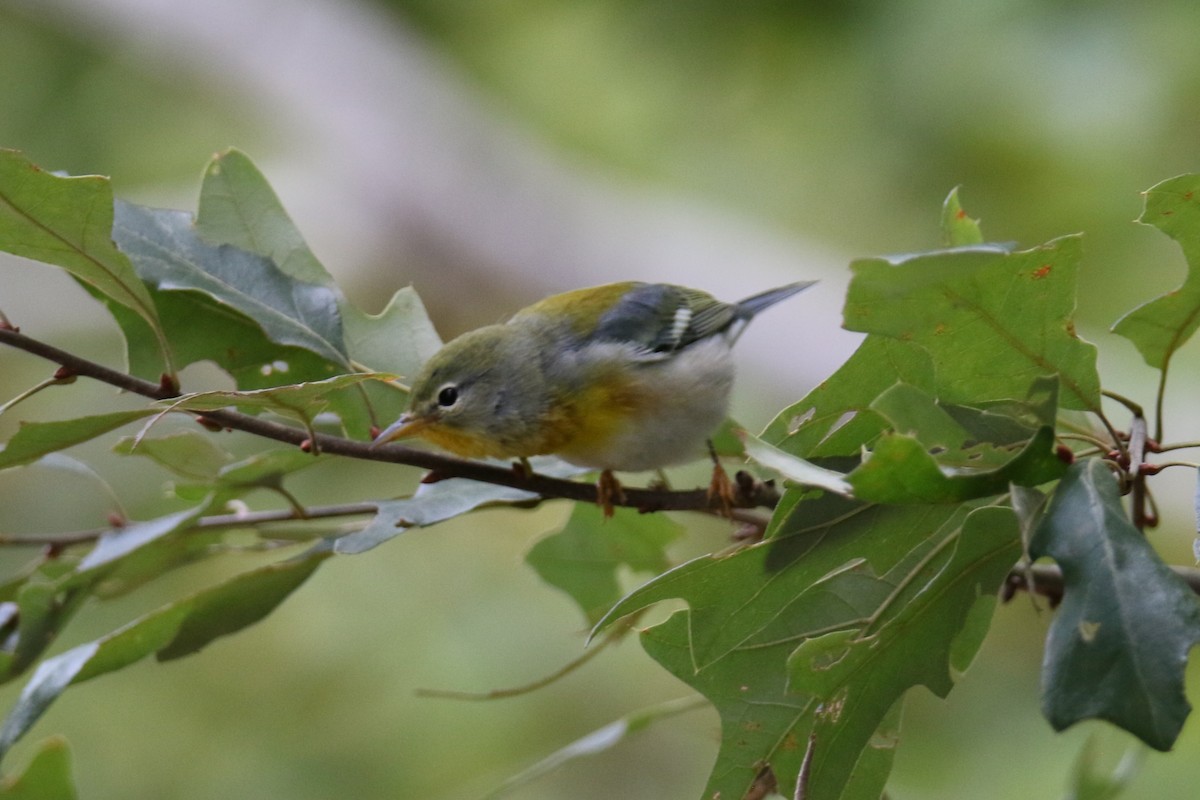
[374, 280, 815, 513]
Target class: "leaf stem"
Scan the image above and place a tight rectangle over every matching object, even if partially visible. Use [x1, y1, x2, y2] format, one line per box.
[1101, 389, 1145, 418]
[0, 376, 66, 417]
[415, 615, 639, 701]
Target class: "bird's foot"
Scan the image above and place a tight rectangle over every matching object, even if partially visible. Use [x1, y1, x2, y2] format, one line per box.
[706, 440, 735, 517]
[708, 463, 736, 517]
[596, 469, 626, 518]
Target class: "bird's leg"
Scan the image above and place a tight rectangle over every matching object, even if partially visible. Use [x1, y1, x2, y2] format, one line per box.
[596, 469, 626, 518]
[706, 439, 735, 517]
[648, 469, 672, 491]
[512, 457, 534, 480]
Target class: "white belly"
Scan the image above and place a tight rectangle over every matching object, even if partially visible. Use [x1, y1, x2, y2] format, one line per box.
[559, 337, 735, 472]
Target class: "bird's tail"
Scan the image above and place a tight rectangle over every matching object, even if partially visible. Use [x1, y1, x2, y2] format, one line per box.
[735, 280, 817, 319]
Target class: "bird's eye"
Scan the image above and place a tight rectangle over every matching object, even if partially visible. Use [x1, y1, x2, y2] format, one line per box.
[436, 385, 460, 408]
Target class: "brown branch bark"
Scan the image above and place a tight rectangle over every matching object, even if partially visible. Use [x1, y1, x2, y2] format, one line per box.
[0, 326, 779, 516]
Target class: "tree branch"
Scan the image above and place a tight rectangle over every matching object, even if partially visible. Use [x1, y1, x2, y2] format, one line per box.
[0, 327, 779, 515]
[0, 501, 381, 547]
[1003, 562, 1200, 605]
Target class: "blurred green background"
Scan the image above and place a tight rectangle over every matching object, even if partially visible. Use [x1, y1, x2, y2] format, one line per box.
[3, 0, 1200, 797]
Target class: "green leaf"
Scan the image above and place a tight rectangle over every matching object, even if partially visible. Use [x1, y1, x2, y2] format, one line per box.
[1064, 734, 1144, 800]
[525, 503, 682, 625]
[831, 700, 902, 800]
[941, 187, 984, 246]
[1030, 459, 1200, 751]
[75, 506, 208, 574]
[597, 496, 1018, 799]
[4, 568, 88, 680]
[750, 381, 1065, 505]
[0, 545, 331, 760]
[335, 457, 586, 554]
[0, 411, 155, 469]
[845, 236, 1101, 411]
[0, 150, 169, 371]
[113, 430, 233, 483]
[341, 286, 442, 381]
[196, 149, 333, 286]
[1112, 174, 1200, 370]
[761, 336, 935, 458]
[90, 281, 344, 391]
[191, 148, 441, 437]
[788, 506, 1019, 799]
[112, 200, 349, 366]
[0, 736, 77, 800]
[845, 427, 1062, 503]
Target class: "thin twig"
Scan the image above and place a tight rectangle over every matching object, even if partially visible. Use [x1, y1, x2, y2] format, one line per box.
[416, 616, 639, 701]
[0, 501, 383, 547]
[1005, 562, 1200, 606]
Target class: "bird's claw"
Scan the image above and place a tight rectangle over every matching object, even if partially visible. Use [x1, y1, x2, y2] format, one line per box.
[597, 469, 626, 518]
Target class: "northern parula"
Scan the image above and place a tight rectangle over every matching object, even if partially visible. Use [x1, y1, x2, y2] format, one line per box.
[374, 280, 815, 511]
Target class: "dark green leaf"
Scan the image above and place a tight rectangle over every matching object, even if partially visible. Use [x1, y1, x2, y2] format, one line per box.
[1112, 174, 1200, 370]
[832, 701, 902, 800]
[0, 150, 168, 370]
[1031, 459, 1200, 751]
[789, 506, 1019, 799]
[0, 411, 155, 469]
[91, 282, 344, 391]
[0, 545, 331, 760]
[0, 736, 77, 800]
[598, 496, 1018, 799]
[155, 542, 332, 660]
[112, 200, 349, 366]
[526, 503, 681, 625]
[761, 336, 935, 458]
[941, 187, 984, 246]
[845, 236, 1101, 411]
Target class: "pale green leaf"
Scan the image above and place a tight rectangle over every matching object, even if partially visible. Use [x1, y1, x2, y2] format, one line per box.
[941, 186, 984, 246]
[0, 411, 155, 470]
[0, 150, 168, 370]
[1112, 174, 1200, 370]
[0, 736, 76, 800]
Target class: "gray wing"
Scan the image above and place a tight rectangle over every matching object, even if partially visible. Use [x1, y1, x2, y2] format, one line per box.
[592, 283, 737, 354]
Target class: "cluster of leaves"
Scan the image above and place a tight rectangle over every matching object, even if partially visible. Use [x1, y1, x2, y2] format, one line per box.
[1, 149, 1200, 799]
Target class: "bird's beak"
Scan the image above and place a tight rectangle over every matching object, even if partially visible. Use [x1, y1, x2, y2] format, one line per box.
[371, 413, 430, 448]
